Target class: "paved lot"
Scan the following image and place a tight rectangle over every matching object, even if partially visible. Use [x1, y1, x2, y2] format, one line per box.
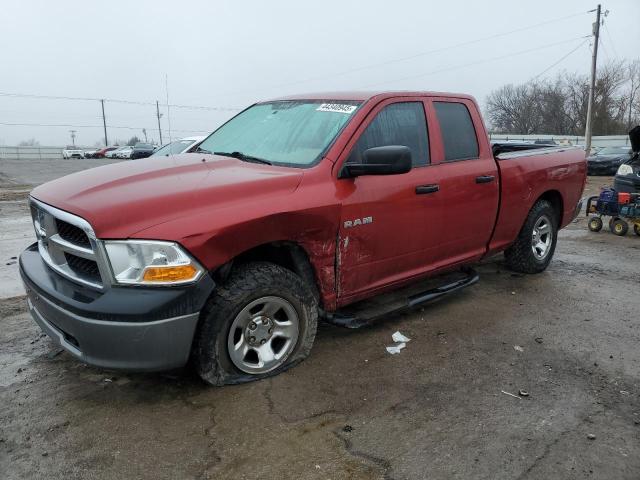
[0, 159, 639, 479]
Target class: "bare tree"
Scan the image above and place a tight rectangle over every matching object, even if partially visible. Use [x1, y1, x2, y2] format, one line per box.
[486, 84, 540, 134]
[625, 60, 640, 130]
[18, 138, 40, 146]
[486, 60, 636, 136]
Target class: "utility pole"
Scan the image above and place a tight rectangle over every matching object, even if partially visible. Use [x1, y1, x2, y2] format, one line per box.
[69, 130, 77, 146]
[142, 128, 148, 142]
[100, 99, 108, 146]
[156, 100, 163, 144]
[584, 4, 601, 155]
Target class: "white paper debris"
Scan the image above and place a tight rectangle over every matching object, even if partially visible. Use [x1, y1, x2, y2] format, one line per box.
[386, 343, 406, 355]
[514, 345, 524, 352]
[392, 331, 411, 343]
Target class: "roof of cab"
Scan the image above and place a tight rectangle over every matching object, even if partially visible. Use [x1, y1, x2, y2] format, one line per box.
[264, 91, 477, 102]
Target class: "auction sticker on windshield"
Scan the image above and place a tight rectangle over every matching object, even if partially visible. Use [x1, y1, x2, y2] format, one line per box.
[316, 103, 358, 114]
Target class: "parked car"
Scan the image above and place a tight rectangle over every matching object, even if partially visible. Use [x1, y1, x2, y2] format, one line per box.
[587, 146, 633, 176]
[151, 136, 206, 157]
[114, 146, 134, 159]
[105, 146, 127, 159]
[130, 142, 156, 159]
[94, 146, 118, 158]
[62, 146, 84, 159]
[21, 91, 586, 385]
[83, 149, 98, 159]
[613, 126, 640, 193]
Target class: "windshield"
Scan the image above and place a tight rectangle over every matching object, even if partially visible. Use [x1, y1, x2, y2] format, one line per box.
[151, 139, 196, 157]
[197, 100, 361, 166]
[599, 147, 629, 155]
[135, 143, 153, 149]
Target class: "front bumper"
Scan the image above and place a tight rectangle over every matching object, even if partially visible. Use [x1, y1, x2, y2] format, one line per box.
[20, 243, 215, 371]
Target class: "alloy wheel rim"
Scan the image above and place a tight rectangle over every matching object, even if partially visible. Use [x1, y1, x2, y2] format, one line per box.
[531, 215, 552, 260]
[227, 296, 299, 374]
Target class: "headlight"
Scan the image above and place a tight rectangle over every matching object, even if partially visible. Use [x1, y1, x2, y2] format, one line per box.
[616, 164, 633, 175]
[104, 240, 203, 285]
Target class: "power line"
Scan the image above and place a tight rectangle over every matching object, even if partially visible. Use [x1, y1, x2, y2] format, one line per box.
[359, 35, 590, 89]
[0, 92, 240, 111]
[201, 10, 592, 98]
[0, 10, 591, 106]
[532, 37, 590, 80]
[0, 121, 208, 134]
[602, 21, 619, 58]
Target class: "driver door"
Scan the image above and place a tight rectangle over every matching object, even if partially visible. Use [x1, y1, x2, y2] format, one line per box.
[335, 99, 444, 305]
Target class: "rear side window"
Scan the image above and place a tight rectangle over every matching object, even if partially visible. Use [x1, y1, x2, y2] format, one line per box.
[434, 102, 479, 161]
[348, 102, 429, 166]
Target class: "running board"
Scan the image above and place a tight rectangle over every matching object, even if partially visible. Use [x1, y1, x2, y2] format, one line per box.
[324, 268, 479, 329]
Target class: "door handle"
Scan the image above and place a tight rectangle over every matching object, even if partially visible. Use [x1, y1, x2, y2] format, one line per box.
[415, 184, 439, 194]
[475, 175, 495, 184]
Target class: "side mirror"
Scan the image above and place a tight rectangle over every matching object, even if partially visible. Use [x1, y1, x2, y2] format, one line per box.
[339, 145, 412, 178]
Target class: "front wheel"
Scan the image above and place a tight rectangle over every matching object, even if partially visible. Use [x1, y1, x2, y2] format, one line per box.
[505, 199, 558, 274]
[634, 224, 640, 236]
[194, 262, 318, 386]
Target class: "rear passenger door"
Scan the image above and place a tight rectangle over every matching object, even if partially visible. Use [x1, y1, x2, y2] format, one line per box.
[425, 98, 499, 264]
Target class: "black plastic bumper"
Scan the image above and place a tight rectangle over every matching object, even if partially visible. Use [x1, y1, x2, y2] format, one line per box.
[19, 243, 215, 371]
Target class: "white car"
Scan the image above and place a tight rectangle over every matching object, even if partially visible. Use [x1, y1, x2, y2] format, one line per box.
[105, 146, 128, 159]
[150, 136, 206, 157]
[62, 146, 84, 159]
[115, 146, 134, 159]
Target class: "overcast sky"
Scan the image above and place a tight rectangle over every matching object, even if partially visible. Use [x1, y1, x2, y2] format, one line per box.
[1, 0, 639, 146]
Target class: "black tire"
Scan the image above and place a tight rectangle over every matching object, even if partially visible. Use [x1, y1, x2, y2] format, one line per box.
[611, 219, 628, 236]
[589, 216, 603, 232]
[504, 199, 558, 274]
[634, 224, 640, 236]
[194, 262, 318, 386]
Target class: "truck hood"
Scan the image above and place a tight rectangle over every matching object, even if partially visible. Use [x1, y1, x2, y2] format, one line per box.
[31, 153, 304, 238]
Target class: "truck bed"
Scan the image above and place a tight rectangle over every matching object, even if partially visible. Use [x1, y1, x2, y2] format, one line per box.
[487, 145, 587, 255]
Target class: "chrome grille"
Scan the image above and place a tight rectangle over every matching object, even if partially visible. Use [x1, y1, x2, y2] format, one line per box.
[55, 219, 91, 248]
[29, 198, 106, 289]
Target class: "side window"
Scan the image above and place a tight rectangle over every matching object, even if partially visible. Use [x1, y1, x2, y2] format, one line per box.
[433, 101, 479, 161]
[348, 102, 429, 166]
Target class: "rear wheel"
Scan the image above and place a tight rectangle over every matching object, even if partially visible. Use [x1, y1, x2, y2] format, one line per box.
[505, 199, 558, 274]
[589, 216, 603, 232]
[611, 219, 628, 236]
[194, 262, 318, 386]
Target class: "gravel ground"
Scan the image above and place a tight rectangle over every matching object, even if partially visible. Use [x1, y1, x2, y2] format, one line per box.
[0, 159, 638, 479]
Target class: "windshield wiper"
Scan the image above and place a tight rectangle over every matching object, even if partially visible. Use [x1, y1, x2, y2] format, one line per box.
[194, 146, 212, 154]
[214, 151, 272, 165]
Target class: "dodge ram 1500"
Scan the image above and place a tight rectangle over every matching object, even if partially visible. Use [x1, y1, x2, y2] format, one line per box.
[20, 91, 586, 385]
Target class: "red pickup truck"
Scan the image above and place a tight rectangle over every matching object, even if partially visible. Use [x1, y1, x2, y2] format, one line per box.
[20, 91, 586, 385]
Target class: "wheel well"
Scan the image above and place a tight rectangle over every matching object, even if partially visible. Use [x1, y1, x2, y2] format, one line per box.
[538, 190, 564, 225]
[213, 242, 322, 306]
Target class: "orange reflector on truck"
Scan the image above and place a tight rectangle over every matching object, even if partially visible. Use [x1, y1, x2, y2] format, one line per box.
[142, 264, 198, 282]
